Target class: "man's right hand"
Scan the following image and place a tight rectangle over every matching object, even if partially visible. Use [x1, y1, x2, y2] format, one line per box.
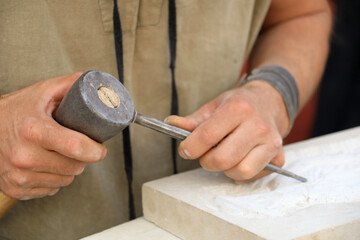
[0, 73, 107, 200]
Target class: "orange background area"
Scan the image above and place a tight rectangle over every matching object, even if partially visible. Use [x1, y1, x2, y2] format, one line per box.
[283, 90, 319, 145]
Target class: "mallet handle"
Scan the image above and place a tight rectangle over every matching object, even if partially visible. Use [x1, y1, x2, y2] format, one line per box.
[0, 71, 114, 219]
[0, 192, 18, 219]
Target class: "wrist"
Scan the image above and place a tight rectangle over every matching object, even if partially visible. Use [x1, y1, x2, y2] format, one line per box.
[238, 65, 299, 136]
[240, 80, 290, 136]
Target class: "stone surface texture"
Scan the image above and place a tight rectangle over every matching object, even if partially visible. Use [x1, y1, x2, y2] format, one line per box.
[143, 127, 360, 240]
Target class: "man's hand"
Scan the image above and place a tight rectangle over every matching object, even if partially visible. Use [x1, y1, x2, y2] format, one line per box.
[0, 73, 107, 200]
[166, 0, 331, 183]
[166, 80, 288, 182]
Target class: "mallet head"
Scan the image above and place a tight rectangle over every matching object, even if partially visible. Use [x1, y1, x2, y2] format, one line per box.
[55, 70, 135, 142]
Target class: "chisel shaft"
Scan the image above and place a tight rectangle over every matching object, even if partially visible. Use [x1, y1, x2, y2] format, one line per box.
[134, 113, 307, 182]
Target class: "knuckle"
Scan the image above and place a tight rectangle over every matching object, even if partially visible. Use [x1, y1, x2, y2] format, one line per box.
[199, 157, 211, 170]
[237, 164, 256, 180]
[267, 134, 283, 151]
[212, 153, 233, 170]
[10, 173, 30, 187]
[11, 150, 33, 169]
[20, 118, 42, 143]
[65, 138, 83, 158]
[235, 99, 254, 116]
[253, 122, 270, 138]
[199, 128, 218, 146]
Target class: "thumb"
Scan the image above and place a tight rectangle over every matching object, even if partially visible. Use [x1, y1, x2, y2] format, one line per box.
[47, 72, 84, 103]
[42, 72, 84, 116]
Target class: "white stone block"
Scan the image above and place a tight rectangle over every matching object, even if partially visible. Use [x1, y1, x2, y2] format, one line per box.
[81, 217, 180, 240]
[143, 127, 360, 240]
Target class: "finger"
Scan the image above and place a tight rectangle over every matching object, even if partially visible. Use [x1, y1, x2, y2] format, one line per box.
[42, 72, 84, 114]
[164, 115, 196, 131]
[17, 148, 86, 176]
[8, 169, 75, 189]
[23, 187, 60, 200]
[43, 121, 107, 162]
[199, 121, 260, 171]
[7, 187, 60, 200]
[178, 101, 242, 160]
[270, 149, 285, 168]
[234, 150, 285, 183]
[224, 143, 280, 181]
[182, 100, 218, 128]
[21, 118, 107, 163]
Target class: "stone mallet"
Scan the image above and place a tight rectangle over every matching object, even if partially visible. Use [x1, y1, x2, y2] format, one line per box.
[0, 70, 307, 219]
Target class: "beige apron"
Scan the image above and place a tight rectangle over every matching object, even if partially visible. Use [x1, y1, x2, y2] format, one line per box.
[0, 0, 270, 239]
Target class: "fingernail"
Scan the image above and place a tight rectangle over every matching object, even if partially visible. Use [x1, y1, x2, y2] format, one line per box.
[93, 150, 102, 160]
[49, 189, 60, 196]
[179, 148, 191, 159]
[20, 196, 31, 200]
[93, 148, 105, 161]
[164, 117, 169, 124]
[234, 180, 243, 184]
[101, 147, 107, 160]
[78, 166, 86, 175]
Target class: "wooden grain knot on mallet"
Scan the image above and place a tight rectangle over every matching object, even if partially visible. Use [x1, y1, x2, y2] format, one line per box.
[97, 85, 120, 108]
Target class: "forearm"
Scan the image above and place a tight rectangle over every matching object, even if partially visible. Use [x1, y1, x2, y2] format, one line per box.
[249, 0, 332, 109]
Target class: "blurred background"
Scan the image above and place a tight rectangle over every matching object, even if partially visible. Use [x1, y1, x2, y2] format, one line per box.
[284, 0, 360, 144]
